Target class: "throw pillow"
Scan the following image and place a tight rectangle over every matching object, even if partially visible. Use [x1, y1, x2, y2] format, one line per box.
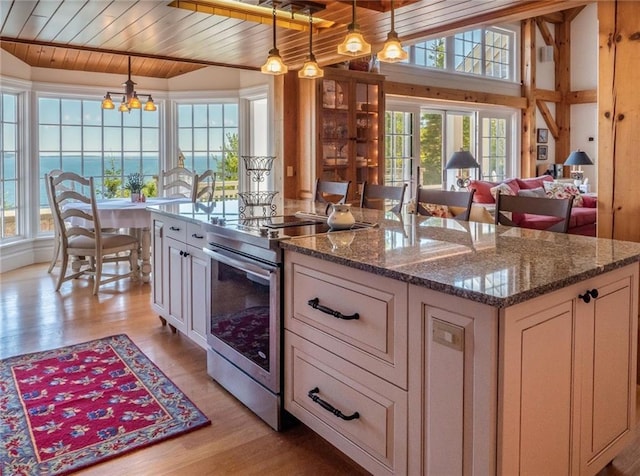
[516, 175, 554, 190]
[489, 182, 516, 200]
[518, 187, 547, 198]
[468, 180, 500, 203]
[543, 181, 584, 207]
[420, 203, 453, 218]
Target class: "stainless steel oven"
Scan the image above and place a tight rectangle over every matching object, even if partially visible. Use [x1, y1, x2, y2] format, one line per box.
[203, 240, 283, 430]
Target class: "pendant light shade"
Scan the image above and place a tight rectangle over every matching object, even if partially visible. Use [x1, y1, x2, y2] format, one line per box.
[337, 0, 371, 57]
[378, 0, 407, 63]
[261, 4, 288, 75]
[298, 10, 323, 79]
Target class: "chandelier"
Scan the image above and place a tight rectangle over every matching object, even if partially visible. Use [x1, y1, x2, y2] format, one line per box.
[101, 56, 157, 113]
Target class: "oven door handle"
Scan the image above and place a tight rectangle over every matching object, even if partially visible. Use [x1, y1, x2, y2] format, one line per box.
[202, 247, 274, 280]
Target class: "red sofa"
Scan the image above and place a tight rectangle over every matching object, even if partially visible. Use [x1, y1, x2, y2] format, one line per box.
[468, 176, 597, 236]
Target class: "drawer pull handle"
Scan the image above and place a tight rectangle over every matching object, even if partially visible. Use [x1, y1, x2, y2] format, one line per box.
[169, 226, 181, 231]
[192, 233, 204, 239]
[579, 288, 599, 303]
[308, 387, 360, 421]
[307, 298, 359, 320]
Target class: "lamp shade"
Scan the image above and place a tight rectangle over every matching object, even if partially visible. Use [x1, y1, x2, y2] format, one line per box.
[564, 150, 593, 166]
[445, 149, 479, 170]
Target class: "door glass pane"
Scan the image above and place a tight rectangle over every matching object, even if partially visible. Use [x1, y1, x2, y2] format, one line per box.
[420, 112, 443, 187]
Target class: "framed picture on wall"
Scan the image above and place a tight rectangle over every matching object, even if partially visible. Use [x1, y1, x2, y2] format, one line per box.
[537, 145, 548, 161]
[537, 128, 549, 143]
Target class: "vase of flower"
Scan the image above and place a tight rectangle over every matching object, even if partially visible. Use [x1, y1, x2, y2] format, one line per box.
[125, 172, 144, 202]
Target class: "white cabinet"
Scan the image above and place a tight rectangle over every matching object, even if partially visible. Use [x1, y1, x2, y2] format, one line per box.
[284, 251, 408, 475]
[499, 264, 638, 476]
[151, 212, 209, 349]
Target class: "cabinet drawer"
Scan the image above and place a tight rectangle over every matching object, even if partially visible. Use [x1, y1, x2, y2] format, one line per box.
[187, 222, 206, 248]
[163, 216, 187, 242]
[285, 331, 407, 476]
[285, 252, 408, 388]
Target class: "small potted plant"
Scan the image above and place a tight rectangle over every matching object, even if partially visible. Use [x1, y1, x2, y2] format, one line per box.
[125, 172, 145, 202]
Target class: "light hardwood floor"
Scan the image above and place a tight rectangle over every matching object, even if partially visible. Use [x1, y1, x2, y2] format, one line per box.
[2, 264, 640, 475]
[0, 264, 369, 476]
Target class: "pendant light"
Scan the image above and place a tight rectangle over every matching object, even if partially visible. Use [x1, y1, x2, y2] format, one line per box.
[298, 10, 323, 79]
[337, 0, 371, 57]
[378, 0, 408, 63]
[261, 3, 288, 75]
[101, 57, 156, 113]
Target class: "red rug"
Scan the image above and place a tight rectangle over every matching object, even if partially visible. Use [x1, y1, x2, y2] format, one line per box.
[0, 334, 210, 475]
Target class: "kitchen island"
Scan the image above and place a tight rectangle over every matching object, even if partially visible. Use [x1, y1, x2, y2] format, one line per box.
[279, 210, 640, 476]
[148, 200, 640, 475]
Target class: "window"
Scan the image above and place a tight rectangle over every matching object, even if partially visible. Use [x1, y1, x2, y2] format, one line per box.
[177, 103, 239, 182]
[38, 97, 160, 230]
[413, 38, 445, 69]
[479, 114, 510, 181]
[1, 92, 19, 240]
[454, 30, 482, 75]
[385, 111, 413, 188]
[408, 26, 516, 81]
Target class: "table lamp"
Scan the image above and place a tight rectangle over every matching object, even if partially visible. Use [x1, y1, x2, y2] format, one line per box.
[564, 149, 593, 186]
[445, 149, 481, 188]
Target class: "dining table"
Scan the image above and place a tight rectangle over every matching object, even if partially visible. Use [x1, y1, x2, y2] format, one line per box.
[65, 197, 191, 283]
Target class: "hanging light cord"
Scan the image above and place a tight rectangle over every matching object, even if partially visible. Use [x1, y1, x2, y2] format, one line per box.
[308, 12, 313, 52]
[272, 4, 277, 49]
[351, 0, 356, 28]
[390, 0, 395, 32]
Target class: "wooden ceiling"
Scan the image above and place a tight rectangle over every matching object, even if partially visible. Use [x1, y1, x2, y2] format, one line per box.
[0, 0, 592, 79]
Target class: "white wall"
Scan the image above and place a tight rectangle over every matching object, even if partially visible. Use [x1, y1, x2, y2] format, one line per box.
[570, 3, 598, 188]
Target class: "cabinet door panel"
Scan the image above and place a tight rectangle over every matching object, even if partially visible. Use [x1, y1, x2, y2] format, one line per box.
[520, 310, 573, 474]
[592, 284, 632, 453]
[500, 299, 574, 475]
[188, 246, 209, 349]
[166, 237, 186, 330]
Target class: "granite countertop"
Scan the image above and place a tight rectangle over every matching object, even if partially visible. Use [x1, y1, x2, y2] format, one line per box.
[148, 199, 640, 308]
[279, 209, 640, 308]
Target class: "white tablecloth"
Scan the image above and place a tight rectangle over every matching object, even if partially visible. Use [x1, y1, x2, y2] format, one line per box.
[65, 197, 189, 228]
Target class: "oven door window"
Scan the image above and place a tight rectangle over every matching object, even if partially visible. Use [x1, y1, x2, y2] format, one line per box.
[210, 260, 273, 372]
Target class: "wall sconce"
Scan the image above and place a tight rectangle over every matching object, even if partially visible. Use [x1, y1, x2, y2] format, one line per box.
[298, 8, 323, 79]
[445, 149, 480, 188]
[261, 2, 288, 75]
[337, 0, 371, 57]
[378, 0, 407, 63]
[101, 56, 156, 113]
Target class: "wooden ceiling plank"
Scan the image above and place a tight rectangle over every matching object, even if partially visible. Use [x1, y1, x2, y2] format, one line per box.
[1, 0, 37, 37]
[105, 4, 195, 52]
[49, 1, 111, 44]
[70, 1, 146, 45]
[21, 0, 62, 38]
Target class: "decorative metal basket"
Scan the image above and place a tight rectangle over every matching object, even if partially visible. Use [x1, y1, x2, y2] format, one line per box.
[241, 156, 275, 182]
[238, 191, 278, 217]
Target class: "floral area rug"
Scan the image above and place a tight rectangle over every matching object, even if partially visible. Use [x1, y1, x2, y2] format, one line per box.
[0, 334, 210, 475]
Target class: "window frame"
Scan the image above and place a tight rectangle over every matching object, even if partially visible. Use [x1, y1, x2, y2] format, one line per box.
[406, 24, 518, 83]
